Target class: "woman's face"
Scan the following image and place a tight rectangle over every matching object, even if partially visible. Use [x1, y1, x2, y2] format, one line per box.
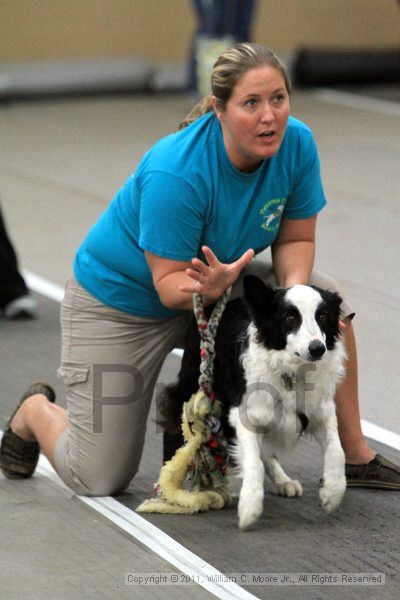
[212, 65, 291, 172]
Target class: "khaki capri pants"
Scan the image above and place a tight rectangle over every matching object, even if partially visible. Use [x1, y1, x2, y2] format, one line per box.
[54, 261, 354, 496]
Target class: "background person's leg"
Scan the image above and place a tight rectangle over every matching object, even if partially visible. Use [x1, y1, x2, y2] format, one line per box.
[0, 204, 35, 318]
[188, 0, 257, 95]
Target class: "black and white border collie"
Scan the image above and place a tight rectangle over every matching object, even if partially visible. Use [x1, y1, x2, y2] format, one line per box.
[165, 275, 347, 529]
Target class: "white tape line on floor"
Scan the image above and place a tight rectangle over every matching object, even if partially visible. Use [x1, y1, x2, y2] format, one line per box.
[0, 440, 258, 600]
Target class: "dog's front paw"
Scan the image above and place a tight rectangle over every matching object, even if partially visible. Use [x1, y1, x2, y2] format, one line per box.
[276, 479, 303, 498]
[238, 486, 264, 529]
[319, 477, 346, 513]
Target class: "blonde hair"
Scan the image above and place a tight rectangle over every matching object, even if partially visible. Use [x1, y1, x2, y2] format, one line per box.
[179, 43, 291, 130]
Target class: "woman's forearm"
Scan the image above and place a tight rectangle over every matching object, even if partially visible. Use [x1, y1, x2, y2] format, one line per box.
[146, 250, 220, 311]
[271, 240, 315, 287]
[156, 271, 218, 311]
[156, 271, 199, 310]
[153, 246, 255, 311]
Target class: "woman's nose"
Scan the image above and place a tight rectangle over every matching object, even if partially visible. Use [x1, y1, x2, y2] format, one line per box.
[260, 103, 274, 123]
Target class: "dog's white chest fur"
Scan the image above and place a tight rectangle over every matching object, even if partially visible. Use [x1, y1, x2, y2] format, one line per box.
[230, 323, 346, 446]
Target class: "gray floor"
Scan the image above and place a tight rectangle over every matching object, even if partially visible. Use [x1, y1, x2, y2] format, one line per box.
[0, 88, 399, 599]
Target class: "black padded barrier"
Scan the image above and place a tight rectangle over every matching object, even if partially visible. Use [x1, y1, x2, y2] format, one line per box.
[293, 48, 400, 87]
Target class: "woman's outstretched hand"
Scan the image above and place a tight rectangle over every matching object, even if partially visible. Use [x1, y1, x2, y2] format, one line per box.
[179, 245, 255, 302]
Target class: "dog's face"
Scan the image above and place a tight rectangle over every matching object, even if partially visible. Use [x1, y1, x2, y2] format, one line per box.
[243, 275, 342, 362]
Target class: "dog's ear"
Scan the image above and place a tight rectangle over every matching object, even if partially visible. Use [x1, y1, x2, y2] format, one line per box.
[313, 287, 342, 343]
[316, 288, 342, 319]
[243, 275, 276, 316]
[317, 288, 342, 309]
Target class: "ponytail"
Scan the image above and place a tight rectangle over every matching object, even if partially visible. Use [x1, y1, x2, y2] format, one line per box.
[178, 96, 213, 130]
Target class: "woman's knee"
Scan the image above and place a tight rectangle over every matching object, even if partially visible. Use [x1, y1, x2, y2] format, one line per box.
[231, 258, 275, 300]
[54, 429, 141, 496]
[80, 477, 135, 497]
[309, 269, 341, 292]
[60, 464, 138, 497]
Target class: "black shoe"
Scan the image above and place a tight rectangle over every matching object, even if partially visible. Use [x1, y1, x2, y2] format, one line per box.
[346, 454, 400, 489]
[0, 383, 55, 479]
[2, 295, 37, 319]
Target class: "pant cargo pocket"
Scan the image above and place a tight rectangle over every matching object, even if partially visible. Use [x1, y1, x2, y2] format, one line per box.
[57, 364, 90, 386]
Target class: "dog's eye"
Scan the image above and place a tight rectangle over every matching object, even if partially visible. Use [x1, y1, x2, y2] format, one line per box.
[283, 308, 301, 329]
[285, 314, 297, 326]
[317, 312, 327, 325]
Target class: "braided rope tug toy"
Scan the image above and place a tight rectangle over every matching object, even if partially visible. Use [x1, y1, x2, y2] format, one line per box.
[137, 288, 231, 514]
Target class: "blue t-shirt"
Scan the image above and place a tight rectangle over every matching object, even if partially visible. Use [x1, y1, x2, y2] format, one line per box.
[74, 112, 326, 318]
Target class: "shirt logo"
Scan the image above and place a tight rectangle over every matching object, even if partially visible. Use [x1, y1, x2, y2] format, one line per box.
[260, 198, 286, 232]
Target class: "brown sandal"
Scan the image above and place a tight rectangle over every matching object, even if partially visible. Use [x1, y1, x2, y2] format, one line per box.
[0, 383, 56, 479]
[346, 454, 400, 490]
